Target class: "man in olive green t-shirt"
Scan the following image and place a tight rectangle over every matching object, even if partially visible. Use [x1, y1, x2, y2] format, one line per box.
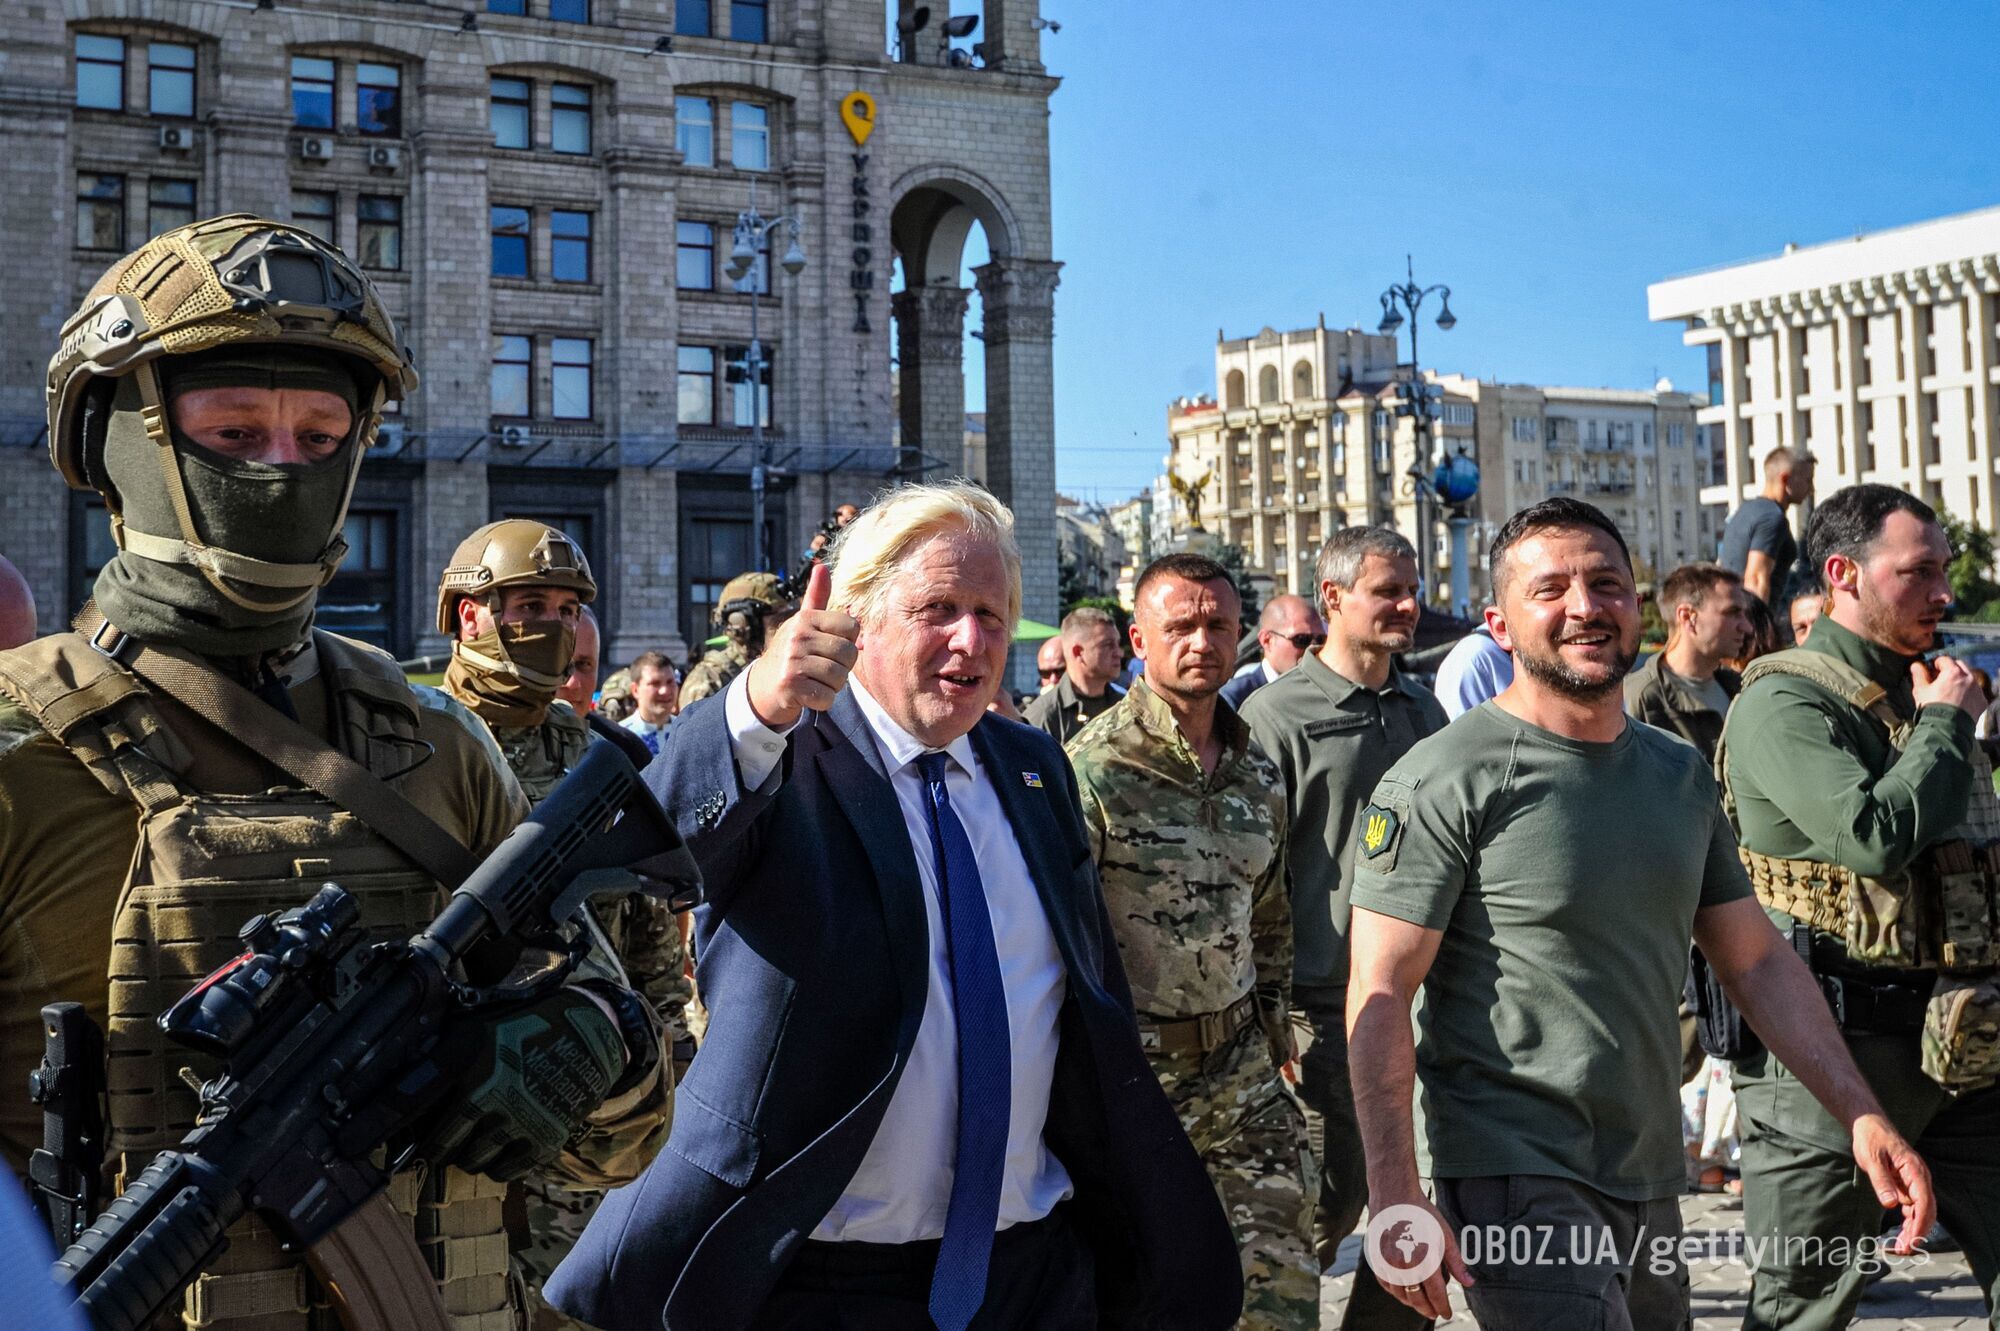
[1240, 525, 1441, 1331]
[1345, 498, 1933, 1328]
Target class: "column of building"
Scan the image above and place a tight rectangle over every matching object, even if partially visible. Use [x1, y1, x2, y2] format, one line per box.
[409, 61, 494, 652]
[973, 256, 1060, 657]
[892, 283, 971, 476]
[604, 129, 683, 665]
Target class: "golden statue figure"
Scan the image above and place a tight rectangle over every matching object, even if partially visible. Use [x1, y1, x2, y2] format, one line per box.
[1170, 466, 1213, 532]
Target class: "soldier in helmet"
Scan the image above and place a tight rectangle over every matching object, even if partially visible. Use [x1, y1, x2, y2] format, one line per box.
[597, 666, 635, 722]
[678, 571, 795, 707]
[0, 216, 658, 1331]
[433, 520, 691, 1330]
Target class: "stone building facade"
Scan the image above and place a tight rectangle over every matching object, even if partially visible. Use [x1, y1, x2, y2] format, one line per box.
[1157, 318, 1474, 600]
[1649, 204, 2000, 532]
[0, 0, 1060, 668]
[1158, 319, 1711, 605]
[1435, 376, 1714, 599]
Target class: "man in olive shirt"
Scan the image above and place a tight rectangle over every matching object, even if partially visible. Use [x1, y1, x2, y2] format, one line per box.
[1023, 605, 1126, 743]
[1346, 498, 1932, 1327]
[1719, 484, 2000, 1328]
[1240, 526, 1442, 1328]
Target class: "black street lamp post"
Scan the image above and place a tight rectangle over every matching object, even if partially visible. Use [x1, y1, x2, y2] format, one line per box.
[1377, 256, 1456, 596]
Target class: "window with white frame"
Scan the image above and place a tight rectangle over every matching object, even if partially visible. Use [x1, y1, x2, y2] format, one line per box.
[731, 102, 769, 170]
[492, 335, 532, 417]
[676, 96, 714, 166]
[551, 338, 592, 419]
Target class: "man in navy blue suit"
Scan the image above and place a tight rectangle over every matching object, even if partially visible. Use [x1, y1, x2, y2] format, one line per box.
[547, 483, 1241, 1331]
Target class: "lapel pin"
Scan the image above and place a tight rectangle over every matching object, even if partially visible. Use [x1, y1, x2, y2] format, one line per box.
[1022, 772, 1043, 788]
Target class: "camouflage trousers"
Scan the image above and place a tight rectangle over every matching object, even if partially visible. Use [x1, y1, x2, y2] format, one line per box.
[1152, 1022, 1319, 1331]
[511, 1177, 608, 1331]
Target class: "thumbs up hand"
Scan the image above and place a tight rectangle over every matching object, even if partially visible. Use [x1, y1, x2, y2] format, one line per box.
[746, 561, 861, 730]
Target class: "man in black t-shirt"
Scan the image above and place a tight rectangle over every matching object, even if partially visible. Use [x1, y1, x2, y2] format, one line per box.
[1719, 445, 1814, 607]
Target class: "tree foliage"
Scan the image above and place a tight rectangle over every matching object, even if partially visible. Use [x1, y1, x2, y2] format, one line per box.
[1214, 543, 1264, 623]
[1939, 509, 2000, 620]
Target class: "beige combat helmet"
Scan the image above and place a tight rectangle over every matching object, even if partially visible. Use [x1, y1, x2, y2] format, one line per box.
[46, 214, 417, 612]
[710, 571, 793, 629]
[436, 518, 597, 634]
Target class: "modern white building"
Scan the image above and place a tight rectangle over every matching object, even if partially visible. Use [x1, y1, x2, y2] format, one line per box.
[1648, 204, 2000, 527]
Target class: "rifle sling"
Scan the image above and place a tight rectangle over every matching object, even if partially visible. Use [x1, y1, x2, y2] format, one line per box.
[74, 610, 480, 890]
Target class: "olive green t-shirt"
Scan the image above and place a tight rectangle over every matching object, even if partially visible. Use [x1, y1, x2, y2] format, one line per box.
[1350, 701, 1752, 1201]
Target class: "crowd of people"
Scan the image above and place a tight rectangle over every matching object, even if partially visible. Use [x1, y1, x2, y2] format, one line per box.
[2, 218, 1996, 1331]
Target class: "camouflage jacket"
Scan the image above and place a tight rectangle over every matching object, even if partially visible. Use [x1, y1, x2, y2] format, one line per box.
[433, 688, 687, 1184]
[1068, 677, 1292, 1065]
[679, 642, 751, 707]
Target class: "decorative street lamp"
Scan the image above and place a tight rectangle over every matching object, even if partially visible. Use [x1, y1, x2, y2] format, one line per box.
[1377, 256, 1457, 598]
[724, 192, 808, 574]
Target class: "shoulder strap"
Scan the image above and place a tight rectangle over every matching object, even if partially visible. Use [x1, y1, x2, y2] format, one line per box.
[75, 609, 481, 888]
[1738, 647, 1907, 738]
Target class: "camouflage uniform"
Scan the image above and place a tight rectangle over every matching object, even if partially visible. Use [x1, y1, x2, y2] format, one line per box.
[677, 642, 749, 708]
[457, 699, 690, 1331]
[1068, 678, 1317, 1331]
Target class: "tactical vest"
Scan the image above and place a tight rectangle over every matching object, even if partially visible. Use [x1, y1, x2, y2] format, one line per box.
[1716, 647, 2000, 1091]
[488, 703, 590, 805]
[0, 631, 518, 1331]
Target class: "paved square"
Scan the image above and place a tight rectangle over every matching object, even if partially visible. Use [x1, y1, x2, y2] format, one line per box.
[1322, 1191, 1986, 1328]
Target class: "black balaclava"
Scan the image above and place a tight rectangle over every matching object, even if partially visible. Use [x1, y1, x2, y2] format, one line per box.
[93, 348, 366, 659]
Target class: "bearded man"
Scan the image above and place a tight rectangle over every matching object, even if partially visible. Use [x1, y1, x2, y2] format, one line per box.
[1345, 497, 1934, 1328]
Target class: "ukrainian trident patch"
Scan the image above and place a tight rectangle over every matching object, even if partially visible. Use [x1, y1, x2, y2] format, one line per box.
[1359, 804, 1402, 865]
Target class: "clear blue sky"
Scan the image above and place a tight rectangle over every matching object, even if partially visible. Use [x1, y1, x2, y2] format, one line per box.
[992, 0, 2000, 506]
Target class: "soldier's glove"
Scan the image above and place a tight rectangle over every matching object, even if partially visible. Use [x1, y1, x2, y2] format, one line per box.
[421, 984, 637, 1182]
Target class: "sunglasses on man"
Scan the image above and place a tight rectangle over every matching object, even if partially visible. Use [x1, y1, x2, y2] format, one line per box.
[1038, 666, 1064, 681]
[1277, 632, 1327, 652]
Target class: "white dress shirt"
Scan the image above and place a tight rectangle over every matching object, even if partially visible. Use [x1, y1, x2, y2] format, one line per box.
[723, 673, 1073, 1242]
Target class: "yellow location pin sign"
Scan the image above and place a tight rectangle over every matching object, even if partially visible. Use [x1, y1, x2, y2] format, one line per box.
[840, 91, 875, 146]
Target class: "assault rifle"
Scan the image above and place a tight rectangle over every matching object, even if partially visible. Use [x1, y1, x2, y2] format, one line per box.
[52, 739, 698, 1331]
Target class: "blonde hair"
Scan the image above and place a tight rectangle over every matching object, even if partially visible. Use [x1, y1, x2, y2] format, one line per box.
[829, 480, 1022, 629]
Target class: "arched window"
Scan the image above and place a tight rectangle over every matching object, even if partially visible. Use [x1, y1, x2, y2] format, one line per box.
[1225, 369, 1245, 410]
[1293, 361, 1314, 400]
[1258, 365, 1279, 404]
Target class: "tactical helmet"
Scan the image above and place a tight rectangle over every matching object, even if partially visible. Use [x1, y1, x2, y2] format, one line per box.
[710, 571, 793, 629]
[436, 518, 597, 634]
[46, 214, 418, 613]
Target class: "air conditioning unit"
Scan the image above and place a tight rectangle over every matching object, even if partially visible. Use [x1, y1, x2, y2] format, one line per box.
[366, 144, 402, 171]
[498, 425, 532, 448]
[158, 124, 194, 152]
[374, 421, 406, 454]
[297, 135, 334, 161]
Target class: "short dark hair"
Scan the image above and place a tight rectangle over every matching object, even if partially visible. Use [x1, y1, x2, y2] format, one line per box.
[629, 649, 678, 683]
[1488, 498, 1632, 598]
[1788, 568, 1825, 606]
[1134, 552, 1235, 606]
[1658, 562, 1740, 618]
[1804, 484, 1938, 575]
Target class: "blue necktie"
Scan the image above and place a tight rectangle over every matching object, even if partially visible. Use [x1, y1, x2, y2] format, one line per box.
[915, 751, 1012, 1331]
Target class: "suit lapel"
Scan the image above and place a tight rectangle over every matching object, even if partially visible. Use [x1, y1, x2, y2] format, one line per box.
[813, 697, 928, 1044]
[971, 717, 1090, 971]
